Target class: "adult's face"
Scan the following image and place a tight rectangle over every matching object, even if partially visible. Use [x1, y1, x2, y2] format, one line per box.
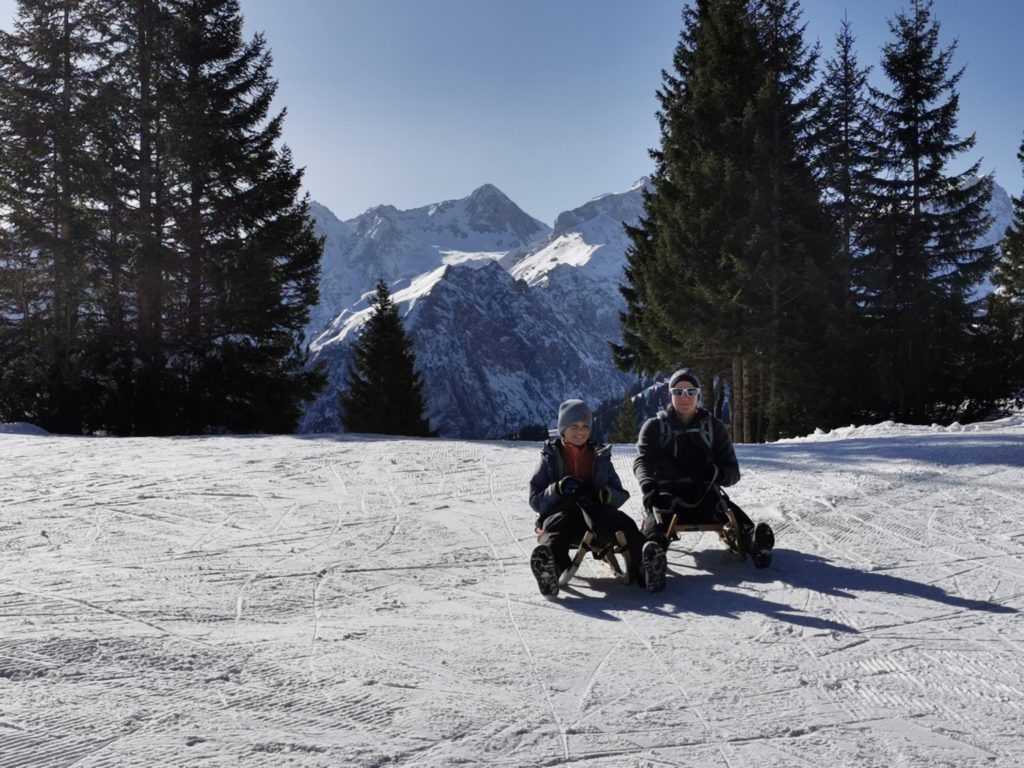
[670, 382, 700, 418]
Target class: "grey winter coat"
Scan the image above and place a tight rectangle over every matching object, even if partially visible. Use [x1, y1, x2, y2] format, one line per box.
[528, 438, 630, 523]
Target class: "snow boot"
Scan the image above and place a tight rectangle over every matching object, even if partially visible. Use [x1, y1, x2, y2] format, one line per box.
[531, 544, 560, 597]
[748, 522, 775, 569]
[642, 540, 667, 593]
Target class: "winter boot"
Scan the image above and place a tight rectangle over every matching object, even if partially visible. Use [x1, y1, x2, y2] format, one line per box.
[642, 540, 667, 593]
[748, 522, 775, 569]
[531, 544, 560, 597]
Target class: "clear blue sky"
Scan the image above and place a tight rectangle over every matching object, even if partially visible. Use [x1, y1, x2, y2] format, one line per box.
[2, 0, 1021, 224]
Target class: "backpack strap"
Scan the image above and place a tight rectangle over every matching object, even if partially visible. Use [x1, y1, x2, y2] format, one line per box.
[657, 409, 714, 458]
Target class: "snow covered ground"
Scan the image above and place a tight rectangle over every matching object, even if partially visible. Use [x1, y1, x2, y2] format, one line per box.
[2, 417, 1023, 767]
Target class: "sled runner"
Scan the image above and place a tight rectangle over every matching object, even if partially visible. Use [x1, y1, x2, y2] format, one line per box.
[558, 529, 632, 586]
[656, 498, 746, 561]
[649, 485, 773, 568]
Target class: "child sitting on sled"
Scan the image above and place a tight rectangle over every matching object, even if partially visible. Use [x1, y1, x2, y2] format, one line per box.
[528, 399, 666, 596]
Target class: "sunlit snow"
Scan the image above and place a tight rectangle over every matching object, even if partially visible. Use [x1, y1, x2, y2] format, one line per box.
[3, 417, 1023, 766]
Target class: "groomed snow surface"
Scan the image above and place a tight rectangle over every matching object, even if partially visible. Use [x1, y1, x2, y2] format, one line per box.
[2, 417, 1023, 767]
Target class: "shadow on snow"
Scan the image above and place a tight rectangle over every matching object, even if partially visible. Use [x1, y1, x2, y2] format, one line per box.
[549, 546, 1017, 632]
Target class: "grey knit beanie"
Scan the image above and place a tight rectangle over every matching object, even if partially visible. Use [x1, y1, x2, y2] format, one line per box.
[557, 399, 592, 434]
[669, 368, 701, 389]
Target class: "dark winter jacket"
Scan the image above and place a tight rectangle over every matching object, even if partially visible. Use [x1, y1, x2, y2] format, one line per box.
[529, 438, 629, 524]
[633, 407, 740, 499]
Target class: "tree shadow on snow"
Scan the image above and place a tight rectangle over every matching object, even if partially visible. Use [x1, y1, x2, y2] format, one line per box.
[669, 546, 1017, 632]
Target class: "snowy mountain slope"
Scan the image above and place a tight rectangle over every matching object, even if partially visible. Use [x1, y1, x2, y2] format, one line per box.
[2, 417, 1023, 767]
[306, 185, 551, 344]
[507, 179, 646, 286]
[302, 260, 633, 437]
[303, 184, 645, 437]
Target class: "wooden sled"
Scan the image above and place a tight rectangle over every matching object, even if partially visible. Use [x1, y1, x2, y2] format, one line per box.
[559, 530, 632, 586]
[656, 501, 746, 562]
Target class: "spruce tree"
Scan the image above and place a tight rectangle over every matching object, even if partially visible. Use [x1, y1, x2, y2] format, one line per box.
[615, 0, 840, 441]
[814, 15, 875, 288]
[975, 135, 1024, 407]
[614, 0, 762, 403]
[0, 0, 325, 434]
[0, 0, 114, 431]
[741, 0, 841, 440]
[158, 0, 324, 433]
[608, 390, 639, 444]
[857, 0, 994, 421]
[339, 280, 433, 437]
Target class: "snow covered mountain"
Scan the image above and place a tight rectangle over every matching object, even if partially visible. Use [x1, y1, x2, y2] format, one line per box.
[305, 185, 551, 344]
[301, 179, 1014, 438]
[301, 183, 645, 438]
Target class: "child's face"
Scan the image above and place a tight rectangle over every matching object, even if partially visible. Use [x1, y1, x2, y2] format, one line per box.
[562, 422, 591, 447]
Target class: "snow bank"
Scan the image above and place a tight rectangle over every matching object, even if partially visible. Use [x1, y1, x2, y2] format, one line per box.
[782, 413, 1024, 443]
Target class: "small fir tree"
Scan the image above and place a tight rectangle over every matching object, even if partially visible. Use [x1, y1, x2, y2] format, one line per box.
[608, 391, 639, 444]
[339, 281, 433, 436]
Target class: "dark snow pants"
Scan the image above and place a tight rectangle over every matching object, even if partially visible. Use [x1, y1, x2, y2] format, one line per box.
[642, 483, 754, 544]
[538, 503, 646, 583]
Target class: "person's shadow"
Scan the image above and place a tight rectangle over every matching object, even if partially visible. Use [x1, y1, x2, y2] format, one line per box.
[551, 547, 1017, 632]
[675, 546, 1017, 632]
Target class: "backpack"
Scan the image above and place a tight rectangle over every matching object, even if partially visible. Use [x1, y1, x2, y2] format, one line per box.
[655, 409, 714, 459]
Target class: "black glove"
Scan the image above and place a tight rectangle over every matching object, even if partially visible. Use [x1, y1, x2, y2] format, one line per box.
[557, 476, 583, 498]
[644, 491, 675, 511]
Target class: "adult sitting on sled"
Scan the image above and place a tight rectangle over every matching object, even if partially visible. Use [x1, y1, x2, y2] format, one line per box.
[634, 368, 774, 569]
[529, 399, 665, 596]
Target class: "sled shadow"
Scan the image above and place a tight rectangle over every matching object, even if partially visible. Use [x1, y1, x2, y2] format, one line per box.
[555, 576, 689, 621]
[673, 547, 1017, 632]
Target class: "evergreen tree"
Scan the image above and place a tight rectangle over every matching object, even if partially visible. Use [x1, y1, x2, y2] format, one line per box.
[810, 15, 878, 424]
[814, 15, 876, 288]
[974, 134, 1024, 408]
[741, 0, 841, 440]
[608, 390, 639, 444]
[857, 0, 994, 421]
[615, 0, 840, 441]
[0, 0, 324, 434]
[0, 0, 114, 431]
[158, 0, 324, 433]
[614, 0, 762, 405]
[339, 280, 433, 437]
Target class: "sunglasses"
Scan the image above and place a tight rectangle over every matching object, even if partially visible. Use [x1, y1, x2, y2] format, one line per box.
[670, 387, 701, 398]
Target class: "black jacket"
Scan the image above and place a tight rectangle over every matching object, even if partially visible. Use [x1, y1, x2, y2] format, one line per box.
[633, 407, 740, 498]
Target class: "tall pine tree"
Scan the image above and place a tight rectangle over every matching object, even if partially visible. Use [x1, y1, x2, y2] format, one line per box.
[0, 0, 115, 431]
[614, 0, 762, 413]
[856, 0, 993, 421]
[973, 134, 1024, 408]
[339, 280, 432, 437]
[814, 15, 876, 291]
[159, 0, 324, 433]
[615, 0, 840, 441]
[0, 0, 325, 434]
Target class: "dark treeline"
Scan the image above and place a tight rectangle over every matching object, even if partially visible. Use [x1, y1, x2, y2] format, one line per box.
[0, 0, 323, 435]
[615, 0, 1024, 441]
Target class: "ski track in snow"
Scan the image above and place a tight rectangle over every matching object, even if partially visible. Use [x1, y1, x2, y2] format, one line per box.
[1, 425, 1023, 767]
